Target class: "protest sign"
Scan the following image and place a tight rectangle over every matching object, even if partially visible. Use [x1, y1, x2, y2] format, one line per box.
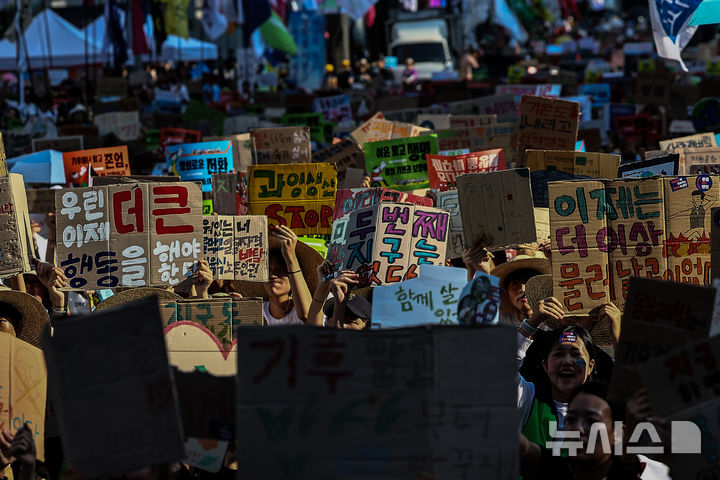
[211, 172, 240, 215]
[206, 134, 253, 173]
[436, 190, 464, 258]
[333, 187, 433, 221]
[449, 114, 498, 128]
[339, 203, 449, 287]
[517, 95, 580, 166]
[93, 111, 141, 141]
[201, 214, 271, 281]
[49, 298, 183, 475]
[280, 112, 332, 144]
[173, 369, 234, 440]
[607, 277, 714, 403]
[250, 127, 312, 164]
[633, 73, 672, 106]
[247, 163, 336, 235]
[371, 265, 468, 327]
[55, 182, 203, 289]
[618, 154, 679, 177]
[682, 147, 720, 175]
[63, 146, 131, 187]
[549, 176, 718, 314]
[184, 438, 228, 472]
[165, 140, 233, 193]
[164, 298, 264, 376]
[526, 150, 621, 207]
[342, 168, 365, 188]
[159, 128, 202, 148]
[446, 94, 518, 122]
[433, 123, 516, 155]
[32, 135, 84, 152]
[0, 174, 34, 278]
[457, 272, 502, 325]
[659, 132, 717, 152]
[312, 94, 352, 123]
[0, 334, 47, 460]
[417, 113, 450, 129]
[427, 148, 506, 191]
[457, 169, 537, 249]
[350, 112, 393, 146]
[312, 138, 365, 182]
[638, 334, 720, 479]
[364, 135, 438, 191]
[236, 325, 518, 480]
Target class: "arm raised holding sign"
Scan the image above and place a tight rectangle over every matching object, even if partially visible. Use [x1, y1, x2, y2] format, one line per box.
[273, 225, 312, 322]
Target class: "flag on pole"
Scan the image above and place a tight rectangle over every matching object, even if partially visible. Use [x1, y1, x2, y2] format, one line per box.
[649, 0, 703, 71]
[690, 0, 720, 26]
[259, 10, 297, 55]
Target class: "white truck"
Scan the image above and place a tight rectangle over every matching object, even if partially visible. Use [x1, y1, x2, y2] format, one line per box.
[388, 19, 455, 81]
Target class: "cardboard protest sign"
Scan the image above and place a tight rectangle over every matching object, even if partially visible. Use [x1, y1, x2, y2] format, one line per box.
[609, 277, 713, 403]
[333, 187, 433, 221]
[55, 182, 203, 289]
[457, 272, 502, 325]
[417, 113, 450, 129]
[159, 128, 202, 148]
[0, 335, 47, 460]
[247, 163, 336, 235]
[312, 137, 365, 182]
[682, 147, 720, 175]
[342, 168, 365, 188]
[202, 215, 269, 281]
[457, 169, 537, 249]
[206, 134, 253, 173]
[250, 127, 312, 164]
[164, 298, 264, 376]
[433, 123, 516, 155]
[526, 150, 621, 207]
[549, 176, 718, 314]
[280, 112, 332, 144]
[364, 135, 438, 191]
[312, 94, 352, 123]
[618, 154, 679, 177]
[339, 203, 449, 287]
[350, 112, 393, 146]
[236, 326, 518, 480]
[446, 93, 518, 121]
[371, 265, 468, 327]
[0, 174, 34, 278]
[45, 298, 184, 477]
[63, 146, 131, 187]
[517, 95, 580, 166]
[211, 172, 240, 215]
[659, 132, 717, 152]
[449, 114, 497, 128]
[427, 148, 506, 191]
[436, 190, 464, 258]
[93, 111, 141, 141]
[32, 135, 84, 152]
[165, 140, 234, 193]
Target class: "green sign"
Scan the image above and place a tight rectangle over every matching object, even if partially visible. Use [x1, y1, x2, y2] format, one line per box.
[281, 112, 334, 143]
[363, 135, 438, 191]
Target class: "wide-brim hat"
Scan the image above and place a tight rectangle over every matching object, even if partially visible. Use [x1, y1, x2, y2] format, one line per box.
[94, 287, 183, 312]
[230, 237, 324, 300]
[322, 287, 373, 321]
[0, 289, 50, 348]
[492, 255, 550, 313]
[525, 274, 613, 346]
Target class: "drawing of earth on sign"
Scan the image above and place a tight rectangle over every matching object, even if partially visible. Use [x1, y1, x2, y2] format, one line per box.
[164, 321, 237, 376]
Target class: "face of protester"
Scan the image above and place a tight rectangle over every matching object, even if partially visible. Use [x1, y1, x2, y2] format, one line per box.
[564, 393, 616, 463]
[506, 277, 532, 316]
[263, 255, 291, 299]
[542, 332, 595, 402]
[340, 316, 368, 330]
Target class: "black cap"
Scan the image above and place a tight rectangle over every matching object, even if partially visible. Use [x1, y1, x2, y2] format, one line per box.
[322, 293, 372, 321]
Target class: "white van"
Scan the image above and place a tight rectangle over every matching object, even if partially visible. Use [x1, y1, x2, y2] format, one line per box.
[388, 19, 455, 81]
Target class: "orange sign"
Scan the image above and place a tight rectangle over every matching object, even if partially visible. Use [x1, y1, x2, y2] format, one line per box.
[62, 146, 131, 187]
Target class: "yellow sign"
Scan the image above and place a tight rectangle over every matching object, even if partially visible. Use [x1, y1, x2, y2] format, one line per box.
[638, 59, 656, 73]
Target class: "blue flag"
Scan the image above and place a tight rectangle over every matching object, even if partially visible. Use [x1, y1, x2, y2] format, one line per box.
[649, 0, 703, 71]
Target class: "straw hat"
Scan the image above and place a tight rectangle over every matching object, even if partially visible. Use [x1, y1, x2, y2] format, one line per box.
[525, 274, 613, 346]
[0, 289, 50, 348]
[492, 255, 550, 313]
[94, 287, 183, 312]
[230, 237, 324, 300]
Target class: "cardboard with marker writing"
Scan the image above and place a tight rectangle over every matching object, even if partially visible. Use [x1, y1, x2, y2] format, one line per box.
[517, 95, 580, 167]
[109, 183, 151, 288]
[0, 335, 46, 460]
[247, 163, 336, 235]
[682, 147, 720, 175]
[312, 137, 365, 182]
[93, 111, 140, 141]
[211, 172, 240, 215]
[457, 169, 537, 250]
[0, 174, 34, 278]
[342, 168, 366, 188]
[350, 112, 393, 147]
[250, 127, 312, 164]
[202, 216, 235, 279]
[659, 133, 717, 152]
[332, 188, 433, 221]
[436, 190, 464, 259]
[233, 215, 268, 282]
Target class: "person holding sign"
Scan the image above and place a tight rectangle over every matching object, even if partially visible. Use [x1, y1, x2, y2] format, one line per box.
[491, 254, 551, 327]
[0, 425, 37, 480]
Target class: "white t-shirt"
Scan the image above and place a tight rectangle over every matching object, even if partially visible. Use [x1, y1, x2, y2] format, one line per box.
[263, 301, 304, 326]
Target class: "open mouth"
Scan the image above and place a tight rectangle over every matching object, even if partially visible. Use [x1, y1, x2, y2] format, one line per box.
[557, 369, 576, 378]
[516, 293, 528, 303]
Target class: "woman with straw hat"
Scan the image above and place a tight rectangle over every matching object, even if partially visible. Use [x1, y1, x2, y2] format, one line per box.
[0, 287, 50, 349]
[230, 225, 323, 325]
[491, 254, 551, 327]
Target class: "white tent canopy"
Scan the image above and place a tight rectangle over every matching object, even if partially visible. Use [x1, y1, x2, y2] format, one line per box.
[84, 14, 218, 63]
[0, 9, 103, 70]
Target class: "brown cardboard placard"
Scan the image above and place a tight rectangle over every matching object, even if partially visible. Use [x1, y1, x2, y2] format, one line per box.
[0, 334, 47, 460]
[549, 176, 717, 314]
[332, 187, 434, 221]
[233, 215, 269, 282]
[247, 163, 336, 235]
[681, 147, 720, 175]
[525, 150, 620, 178]
[457, 168, 537, 249]
[350, 112, 393, 147]
[173, 369, 235, 440]
[250, 127, 312, 164]
[202, 216, 235, 279]
[32, 135, 84, 153]
[205, 134, 253, 173]
[342, 168, 366, 188]
[436, 190, 464, 259]
[609, 277, 713, 403]
[659, 133, 717, 152]
[517, 95, 580, 167]
[0, 174, 34, 278]
[109, 183, 151, 288]
[312, 137, 365, 182]
[211, 172, 239, 215]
